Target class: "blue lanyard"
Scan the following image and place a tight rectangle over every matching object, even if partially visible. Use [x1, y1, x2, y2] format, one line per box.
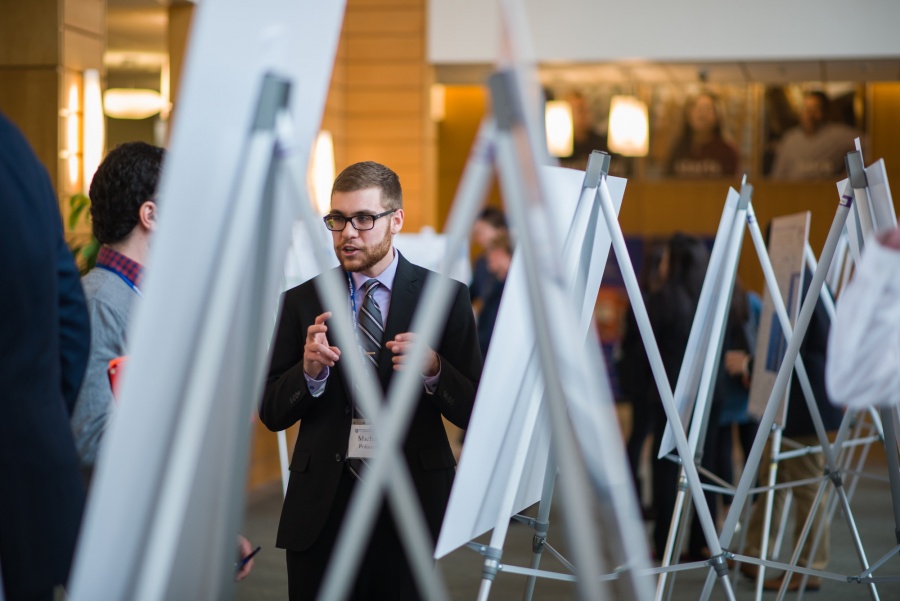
[97, 264, 143, 297]
[347, 271, 359, 329]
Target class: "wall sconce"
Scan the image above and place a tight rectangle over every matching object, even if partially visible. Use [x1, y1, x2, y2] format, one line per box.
[431, 84, 446, 122]
[104, 88, 168, 120]
[607, 95, 649, 157]
[544, 100, 573, 158]
[83, 69, 105, 192]
[309, 130, 335, 215]
[60, 81, 82, 189]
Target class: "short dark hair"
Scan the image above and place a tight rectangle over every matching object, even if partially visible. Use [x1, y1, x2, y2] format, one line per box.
[332, 161, 402, 210]
[89, 142, 164, 245]
[805, 91, 830, 114]
[477, 206, 507, 230]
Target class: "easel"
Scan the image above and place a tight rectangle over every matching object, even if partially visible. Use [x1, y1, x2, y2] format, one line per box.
[622, 170, 885, 600]
[67, 2, 347, 600]
[691, 157, 897, 601]
[451, 71, 654, 600]
[652, 185, 750, 601]
[433, 1, 655, 599]
[832, 148, 900, 592]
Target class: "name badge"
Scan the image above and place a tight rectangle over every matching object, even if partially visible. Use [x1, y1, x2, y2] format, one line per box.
[347, 419, 376, 458]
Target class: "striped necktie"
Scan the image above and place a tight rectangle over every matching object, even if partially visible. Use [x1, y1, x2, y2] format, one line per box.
[347, 278, 384, 480]
[357, 279, 384, 367]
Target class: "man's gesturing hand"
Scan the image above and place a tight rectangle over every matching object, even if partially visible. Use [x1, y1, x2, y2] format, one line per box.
[303, 312, 341, 378]
[386, 332, 439, 377]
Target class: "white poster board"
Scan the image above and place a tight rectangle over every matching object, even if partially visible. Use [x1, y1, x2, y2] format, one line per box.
[658, 187, 741, 458]
[864, 159, 898, 232]
[68, 2, 346, 600]
[748, 212, 811, 423]
[836, 158, 897, 264]
[435, 168, 626, 558]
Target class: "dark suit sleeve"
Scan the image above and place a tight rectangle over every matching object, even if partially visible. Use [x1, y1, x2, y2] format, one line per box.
[259, 288, 321, 431]
[430, 280, 482, 429]
[56, 215, 90, 414]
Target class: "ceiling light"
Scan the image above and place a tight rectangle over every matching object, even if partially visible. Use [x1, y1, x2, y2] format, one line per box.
[545, 100, 574, 158]
[104, 88, 168, 120]
[607, 95, 648, 157]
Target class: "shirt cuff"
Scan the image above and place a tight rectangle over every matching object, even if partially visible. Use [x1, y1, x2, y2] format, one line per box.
[423, 357, 441, 395]
[305, 367, 329, 398]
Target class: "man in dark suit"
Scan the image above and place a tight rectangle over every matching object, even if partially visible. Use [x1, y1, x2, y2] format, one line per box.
[260, 161, 481, 601]
[0, 113, 90, 600]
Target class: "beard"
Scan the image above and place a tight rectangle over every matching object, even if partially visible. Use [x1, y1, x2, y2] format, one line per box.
[335, 226, 393, 273]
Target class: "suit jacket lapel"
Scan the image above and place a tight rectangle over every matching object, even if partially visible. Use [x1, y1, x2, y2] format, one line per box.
[379, 252, 421, 385]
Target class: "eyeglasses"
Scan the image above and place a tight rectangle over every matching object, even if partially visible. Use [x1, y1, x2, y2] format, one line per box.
[323, 209, 395, 232]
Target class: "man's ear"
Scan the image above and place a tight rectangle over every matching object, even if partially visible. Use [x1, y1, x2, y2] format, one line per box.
[390, 208, 404, 234]
[139, 200, 157, 231]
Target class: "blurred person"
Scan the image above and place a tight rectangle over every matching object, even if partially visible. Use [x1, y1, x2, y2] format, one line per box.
[259, 161, 482, 601]
[469, 206, 507, 316]
[762, 87, 799, 175]
[826, 226, 900, 407]
[711, 280, 762, 513]
[477, 232, 513, 358]
[769, 91, 858, 180]
[71, 142, 164, 486]
[616, 241, 665, 518]
[70, 141, 257, 580]
[665, 91, 739, 178]
[558, 91, 607, 171]
[0, 113, 90, 601]
[644, 233, 710, 560]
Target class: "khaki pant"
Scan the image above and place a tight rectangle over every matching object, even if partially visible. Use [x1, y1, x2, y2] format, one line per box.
[743, 435, 830, 570]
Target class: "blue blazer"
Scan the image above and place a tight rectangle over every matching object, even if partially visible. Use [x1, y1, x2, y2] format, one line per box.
[0, 113, 90, 599]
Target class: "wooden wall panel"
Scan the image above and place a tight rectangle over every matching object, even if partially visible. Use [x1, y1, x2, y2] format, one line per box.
[64, 0, 105, 35]
[329, 0, 434, 232]
[0, 0, 59, 66]
[0, 0, 104, 204]
[346, 89, 421, 115]
[0, 70, 59, 185]
[168, 2, 195, 114]
[342, 6, 423, 35]
[870, 83, 900, 190]
[346, 36, 423, 61]
[62, 28, 104, 71]
[345, 64, 424, 88]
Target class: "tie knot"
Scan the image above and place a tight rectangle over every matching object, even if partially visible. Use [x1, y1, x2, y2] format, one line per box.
[364, 279, 380, 296]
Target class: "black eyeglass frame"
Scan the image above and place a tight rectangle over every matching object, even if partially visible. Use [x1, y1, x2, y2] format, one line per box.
[323, 209, 396, 231]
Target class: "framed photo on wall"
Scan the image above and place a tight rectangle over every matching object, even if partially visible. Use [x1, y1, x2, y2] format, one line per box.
[761, 83, 865, 180]
[646, 83, 753, 180]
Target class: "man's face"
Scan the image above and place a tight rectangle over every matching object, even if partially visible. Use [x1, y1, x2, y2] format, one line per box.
[330, 187, 403, 276]
[472, 220, 498, 249]
[486, 247, 511, 280]
[800, 96, 825, 134]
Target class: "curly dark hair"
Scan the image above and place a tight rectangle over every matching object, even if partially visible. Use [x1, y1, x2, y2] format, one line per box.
[89, 141, 164, 245]
[332, 161, 402, 210]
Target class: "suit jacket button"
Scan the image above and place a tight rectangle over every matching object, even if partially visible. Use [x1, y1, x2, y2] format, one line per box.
[335, 453, 343, 462]
[344, 405, 350, 415]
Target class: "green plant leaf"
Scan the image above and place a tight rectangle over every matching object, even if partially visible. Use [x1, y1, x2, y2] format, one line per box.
[68, 193, 91, 230]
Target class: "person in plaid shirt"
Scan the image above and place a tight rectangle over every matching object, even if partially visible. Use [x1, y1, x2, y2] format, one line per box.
[70, 142, 163, 485]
